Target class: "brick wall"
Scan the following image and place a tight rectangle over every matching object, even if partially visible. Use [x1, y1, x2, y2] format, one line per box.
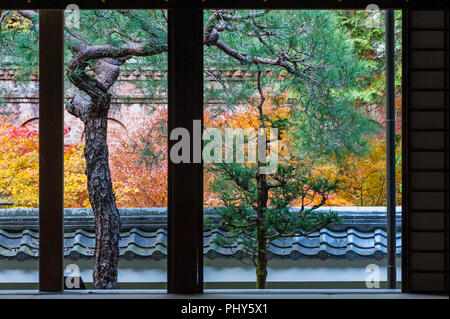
[1, 69, 401, 150]
[0, 70, 167, 150]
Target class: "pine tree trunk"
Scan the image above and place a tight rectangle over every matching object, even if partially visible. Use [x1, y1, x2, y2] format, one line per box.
[254, 69, 269, 289]
[84, 107, 120, 289]
[256, 226, 268, 289]
[66, 54, 123, 288]
[256, 171, 268, 289]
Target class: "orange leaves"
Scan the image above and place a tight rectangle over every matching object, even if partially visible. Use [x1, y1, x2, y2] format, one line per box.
[1, 108, 170, 208]
[2, 100, 399, 209]
[204, 92, 399, 208]
[109, 108, 168, 207]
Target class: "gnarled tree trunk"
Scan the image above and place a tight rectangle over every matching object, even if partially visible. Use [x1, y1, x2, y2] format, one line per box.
[66, 67, 122, 289]
[63, 25, 167, 288]
[255, 70, 269, 289]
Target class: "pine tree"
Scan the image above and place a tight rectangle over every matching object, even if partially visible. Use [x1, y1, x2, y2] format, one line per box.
[203, 10, 378, 288]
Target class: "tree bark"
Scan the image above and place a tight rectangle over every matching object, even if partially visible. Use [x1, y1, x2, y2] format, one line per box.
[64, 38, 127, 289]
[256, 224, 268, 289]
[256, 171, 268, 289]
[255, 69, 269, 289]
[83, 97, 120, 289]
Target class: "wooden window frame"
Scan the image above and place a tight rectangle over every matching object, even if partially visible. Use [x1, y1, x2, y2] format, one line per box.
[0, 0, 448, 294]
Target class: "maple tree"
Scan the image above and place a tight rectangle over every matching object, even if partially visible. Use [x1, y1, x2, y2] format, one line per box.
[331, 135, 402, 206]
[0, 117, 38, 207]
[0, 117, 88, 208]
[0, 113, 169, 210]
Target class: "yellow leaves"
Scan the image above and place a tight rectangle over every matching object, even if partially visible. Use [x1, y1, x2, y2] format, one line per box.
[0, 118, 90, 208]
[0, 118, 39, 207]
[325, 137, 402, 206]
[205, 93, 401, 208]
[4, 13, 33, 33]
[64, 144, 89, 208]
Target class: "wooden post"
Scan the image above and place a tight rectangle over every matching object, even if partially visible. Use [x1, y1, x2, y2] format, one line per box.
[167, 4, 204, 293]
[39, 9, 64, 292]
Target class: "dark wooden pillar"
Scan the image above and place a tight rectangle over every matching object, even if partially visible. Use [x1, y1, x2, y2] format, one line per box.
[167, 4, 204, 293]
[39, 9, 64, 292]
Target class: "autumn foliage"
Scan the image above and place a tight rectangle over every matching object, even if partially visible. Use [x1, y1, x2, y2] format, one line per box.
[63, 137, 89, 208]
[0, 117, 88, 208]
[109, 107, 168, 207]
[0, 117, 39, 207]
[0, 111, 169, 208]
[1, 106, 400, 209]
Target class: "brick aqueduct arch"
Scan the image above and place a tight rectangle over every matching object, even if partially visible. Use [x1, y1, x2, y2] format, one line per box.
[1, 69, 167, 148]
[1, 67, 400, 147]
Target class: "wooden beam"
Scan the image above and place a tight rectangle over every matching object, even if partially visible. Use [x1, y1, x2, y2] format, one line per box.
[1, 0, 444, 10]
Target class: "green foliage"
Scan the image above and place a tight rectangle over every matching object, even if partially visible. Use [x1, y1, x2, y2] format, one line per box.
[204, 10, 379, 162]
[2, 9, 402, 286]
[208, 160, 342, 263]
[0, 10, 167, 110]
[0, 11, 39, 101]
[204, 11, 386, 282]
[333, 10, 403, 105]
